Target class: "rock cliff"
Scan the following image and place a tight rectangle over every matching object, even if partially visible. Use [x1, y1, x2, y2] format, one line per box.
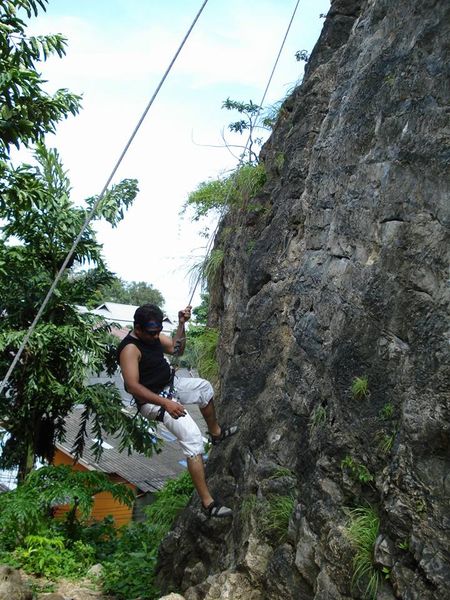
[157, 0, 449, 598]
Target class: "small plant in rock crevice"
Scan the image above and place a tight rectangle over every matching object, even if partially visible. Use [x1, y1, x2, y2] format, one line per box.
[398, 539, 409, 551]
[341, 456, 374, 484]
[309, 405, 327, 433]
[344, 506, 381, 600]
[351, 376, 370, 399]
[240, 494, 259, 523]
[266, 467, 296, 480]
[376, 431, 396, 455]
[259, 494, 296, 544]
[240, 493, 295, 545]
[379, 402, 394, 420]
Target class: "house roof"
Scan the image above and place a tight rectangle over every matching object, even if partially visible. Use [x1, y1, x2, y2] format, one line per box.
[91, 302, 139, 325]
[78, 302, 176, 333]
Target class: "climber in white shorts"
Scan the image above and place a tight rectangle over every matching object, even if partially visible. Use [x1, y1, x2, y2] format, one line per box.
[117, 303, 238, 518]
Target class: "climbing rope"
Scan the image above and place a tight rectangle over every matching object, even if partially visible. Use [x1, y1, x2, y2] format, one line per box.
[0, 0, 210, 396]
[187, 0, 302, 306]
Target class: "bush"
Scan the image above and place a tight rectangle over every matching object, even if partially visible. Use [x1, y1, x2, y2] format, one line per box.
[101, 472, 194, 600]
[184, 163, 266, 221]
[14, 535, 95, 579]
[80, 515, 119, 562]
[180, 326, 219, 384]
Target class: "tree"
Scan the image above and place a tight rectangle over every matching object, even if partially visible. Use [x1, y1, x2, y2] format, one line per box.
[0, 1, 158, 481]
[98, 278, 165, 307]
[0, 146, 157, 481]
[0, 0, 81, 169]
[222, 97, 276, 164]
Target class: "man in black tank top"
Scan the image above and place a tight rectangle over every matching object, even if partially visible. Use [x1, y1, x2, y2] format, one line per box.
[117, 303, 238, 518]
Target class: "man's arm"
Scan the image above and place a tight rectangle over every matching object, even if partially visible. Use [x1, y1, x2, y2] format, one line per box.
[119, 344, 186, 418]
[160, 305, 191, 356]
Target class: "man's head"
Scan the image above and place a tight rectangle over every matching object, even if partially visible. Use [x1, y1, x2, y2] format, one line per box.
[134, 304, 164, 342]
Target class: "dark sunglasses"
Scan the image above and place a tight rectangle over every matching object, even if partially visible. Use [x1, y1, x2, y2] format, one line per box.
[144, 327, 162, 336]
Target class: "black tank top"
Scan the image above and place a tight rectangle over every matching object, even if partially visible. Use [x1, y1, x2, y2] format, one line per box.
[116, 334, 172, 394]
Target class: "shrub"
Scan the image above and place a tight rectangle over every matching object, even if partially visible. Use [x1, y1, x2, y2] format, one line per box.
[101, 472, 194, 600]
[80, 515, 119, 562]
[0, 465, 134, 548]
[184, 163, 266, 221]
[341, 456, 374, 484]
[14, 535, 95, 579]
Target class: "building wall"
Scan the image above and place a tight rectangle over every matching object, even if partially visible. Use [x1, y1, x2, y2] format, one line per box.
[53, 450, 136, 528]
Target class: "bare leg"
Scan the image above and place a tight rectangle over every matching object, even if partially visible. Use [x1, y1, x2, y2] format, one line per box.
[200, 399, 221, 437]
[187, 454, 213, 508]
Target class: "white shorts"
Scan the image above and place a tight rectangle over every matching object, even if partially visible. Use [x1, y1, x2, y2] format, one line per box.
[138, 375, 213, 457]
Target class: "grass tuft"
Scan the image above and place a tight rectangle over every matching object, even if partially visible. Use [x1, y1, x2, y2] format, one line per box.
[351, 376, 370, 399]
[345, 506, 380, 600]
[260, 495, 295, 544]
[309, 405, 327, 432]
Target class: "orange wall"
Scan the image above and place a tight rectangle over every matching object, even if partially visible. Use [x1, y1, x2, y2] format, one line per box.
[53, 450, 136, 528]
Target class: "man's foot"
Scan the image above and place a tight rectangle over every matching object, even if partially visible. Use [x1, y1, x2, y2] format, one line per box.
[208, 424, 239, 445]
[202, 500, 232, 518]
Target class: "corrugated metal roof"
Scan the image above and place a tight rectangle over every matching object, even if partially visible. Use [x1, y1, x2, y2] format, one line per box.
[56, 407, 186, 493]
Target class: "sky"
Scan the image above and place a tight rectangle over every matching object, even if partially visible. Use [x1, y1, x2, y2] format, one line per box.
[24, 0, 330, 318]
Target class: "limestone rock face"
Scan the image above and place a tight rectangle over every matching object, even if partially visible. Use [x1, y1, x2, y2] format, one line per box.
[157, 0, 449, 598]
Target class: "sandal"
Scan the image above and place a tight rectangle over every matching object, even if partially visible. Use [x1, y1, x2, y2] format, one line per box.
[208, 424, 239, 445]
[202, 500, 232, 518]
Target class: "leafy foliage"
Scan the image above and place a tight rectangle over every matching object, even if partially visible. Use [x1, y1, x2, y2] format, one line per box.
[345, 506, 381, 600]
[222, 97, 276, 164]
[0, 2, 154, 478]
[79, 515, 118, 562]
[192, 292, 209, 325]
[101, 471, 194, 600]
[14, 535, 95, 579]
[341, 456, 374, 484]
[0, 144, 158, 478]
[295, 49, 310, 62]
[184, 162, 266, 222]
[0, 465, 134, 549]
[180, 325, 219, 383]
[0, 0, 81, 163]
[96, 277, 165, 307]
